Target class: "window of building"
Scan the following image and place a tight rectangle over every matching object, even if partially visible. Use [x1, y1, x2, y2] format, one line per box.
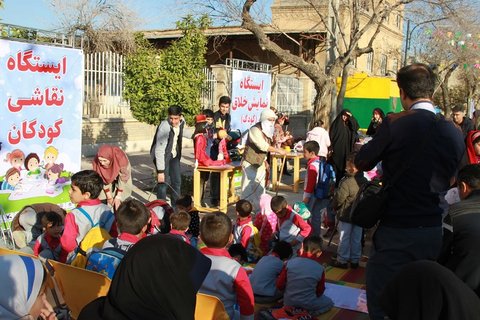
[396, 14, 402, 29]
[366, 52, 374, 73]
[391, 59, 398, 74]
[276, 76, 303, 115]
[381, 54, 388, 75]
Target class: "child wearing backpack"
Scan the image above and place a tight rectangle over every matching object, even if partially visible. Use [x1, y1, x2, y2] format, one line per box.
[61, 170, 115, 263]
[233, 199, 261, 261]
[249, 241, 293, 303]
[302, 141, 336, 238]
[169, 211, 191, 244]
[87, 199, 150, 278]
[271, 196, 311, 256]
[199, 212, 255, 320]
[33, 211, 64, 261]
[276, 236, 333, 316]
[331, 153, 367, 269]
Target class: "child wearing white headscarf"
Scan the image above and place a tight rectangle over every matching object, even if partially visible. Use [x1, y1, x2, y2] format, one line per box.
[0, 255, 56, 319]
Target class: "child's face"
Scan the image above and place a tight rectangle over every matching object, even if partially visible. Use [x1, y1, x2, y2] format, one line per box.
[303, 149, 316, 160]
[11, 157, 24, 169]
[346, 160, 358, 175]
[69, 183, 88, 204]
[46, 224, 63, 238]
[27, 158, 39, 171]
[7, 172, 20, 186]
[45, 152, 57, 164]
[274, 207, 288, 218]
[206, 117, 214, 125]
[47, 170, 59, 182]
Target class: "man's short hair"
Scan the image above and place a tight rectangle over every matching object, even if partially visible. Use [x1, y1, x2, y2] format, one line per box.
[396, 63, 436, 100]
[116, 199, 150, 235]
[200, 212, 232, 248]
[71, 170, 104, 199]
[271, 195, 288, 213]
[202, 109, 215, 118]
[304, 141, 320, 155]
[168, 105, 183, 116]
[272, 241, 293, 260]
[458, 164, 480, 189]
[303, 236, 323, 254]
[218, 96, 231, 105]
[175, 195, 193, 209]
[451, 104, 466, 114]
[236, 199, 253, 217]
[41, 211, 63, 228]
[170, 211, 191, 231]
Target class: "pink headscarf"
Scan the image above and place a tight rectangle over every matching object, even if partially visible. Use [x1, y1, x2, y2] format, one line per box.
[92, 145, 130, 184]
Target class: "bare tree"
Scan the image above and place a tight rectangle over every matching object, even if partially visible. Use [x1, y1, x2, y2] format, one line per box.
[199, 0, 466, 126]
[50, 0, 142, 53]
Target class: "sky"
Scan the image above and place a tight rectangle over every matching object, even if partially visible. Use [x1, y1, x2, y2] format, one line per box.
[0, 0, 192, 31]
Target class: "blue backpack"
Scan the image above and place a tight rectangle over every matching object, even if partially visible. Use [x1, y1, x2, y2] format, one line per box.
[85, 240, 125, 279]
[314, 159, 336, 199]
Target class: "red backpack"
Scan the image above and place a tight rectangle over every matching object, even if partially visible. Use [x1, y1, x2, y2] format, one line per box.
[145, 200, 174, 235]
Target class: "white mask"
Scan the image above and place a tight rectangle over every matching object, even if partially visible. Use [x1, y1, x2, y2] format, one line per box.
[261, 120, 275, 138]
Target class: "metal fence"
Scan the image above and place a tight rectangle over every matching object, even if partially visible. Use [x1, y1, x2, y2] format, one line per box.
[275, 75, 303, 115]
[84, 51, 130, 118]
[200, 67, 217, 110]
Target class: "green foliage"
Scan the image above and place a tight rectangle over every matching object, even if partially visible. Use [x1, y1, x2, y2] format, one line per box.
[123, 15, 210, 126]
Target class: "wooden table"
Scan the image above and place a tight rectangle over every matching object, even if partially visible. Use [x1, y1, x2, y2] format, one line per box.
[270, 152, 304, 193]
[193, 164, 242, 213]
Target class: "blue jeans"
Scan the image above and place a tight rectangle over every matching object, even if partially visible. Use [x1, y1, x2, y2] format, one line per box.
[366, 225, 442, 320]
[308, 198, 330, 236]
[156, 156, 181, 205]
[337, 221, 362, 263]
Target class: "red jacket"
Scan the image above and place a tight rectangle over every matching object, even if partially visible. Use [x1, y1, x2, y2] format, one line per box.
[194, 134, 226, 166]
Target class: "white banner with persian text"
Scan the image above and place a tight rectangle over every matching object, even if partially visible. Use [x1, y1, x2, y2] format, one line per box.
[230, 69, 271, 133]
[0, 39, 83, 217]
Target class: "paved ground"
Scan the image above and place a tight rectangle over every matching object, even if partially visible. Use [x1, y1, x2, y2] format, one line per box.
[81, 147, 372, 265]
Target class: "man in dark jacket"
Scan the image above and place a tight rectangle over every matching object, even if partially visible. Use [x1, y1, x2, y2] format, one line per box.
[355, 63, 465, 320]
[451, 104, 474, 139]
[440, 164, 480, 297]
[150, 105, 185, 204]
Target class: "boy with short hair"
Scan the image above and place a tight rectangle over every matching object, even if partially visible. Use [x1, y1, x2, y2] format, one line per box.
[302, 140, 335, 238]
[175, 195, 200, 241]
[33, 211, 64, 261]
[233, 199, 254, 249]
[249, 241, 293, 302]
[169, 211, 191, 244]
[199, 212, 255, 320]
[103, 199, 150, 252]
[276, 236, 333, 316]
[331, 153, 367, 269]
[271, 195, 311, 255]
[61, 170, 115, 262]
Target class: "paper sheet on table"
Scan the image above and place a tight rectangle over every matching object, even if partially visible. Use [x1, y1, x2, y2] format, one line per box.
[324, 283, 368, 313]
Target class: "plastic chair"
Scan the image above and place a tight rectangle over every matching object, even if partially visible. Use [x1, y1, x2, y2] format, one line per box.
[48, 259, 111, 319]
[0, 246, 37, 258]
[195, 293, 229, 320]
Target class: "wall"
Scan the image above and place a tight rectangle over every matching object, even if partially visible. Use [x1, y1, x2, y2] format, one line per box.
[82, 117, 194, 157]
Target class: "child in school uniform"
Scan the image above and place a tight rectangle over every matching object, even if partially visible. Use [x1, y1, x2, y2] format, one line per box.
[33, 211, 64, 261]
[233, 199, 259, 259]
[61, 170, 115, 262]
[175, 195, 200, 244]
[276, 236, 334, 316]
[249, 241, 292, 303]
[199, 212, 255, 320]
[168, 211, 191, 244]
[331, 153, 367, 269]
[271, 195, 311, 255]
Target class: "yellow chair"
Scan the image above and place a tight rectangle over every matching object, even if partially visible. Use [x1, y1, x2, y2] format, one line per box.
[0, 246, 37, 258]
[48, 259, 111, 319]
[195, 293, 229, 320]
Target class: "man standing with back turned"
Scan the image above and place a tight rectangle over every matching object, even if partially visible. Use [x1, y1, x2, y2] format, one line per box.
[354, 64, 464, 319]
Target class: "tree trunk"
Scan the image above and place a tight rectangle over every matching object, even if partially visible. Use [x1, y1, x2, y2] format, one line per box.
[336, 63, 351, 113]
